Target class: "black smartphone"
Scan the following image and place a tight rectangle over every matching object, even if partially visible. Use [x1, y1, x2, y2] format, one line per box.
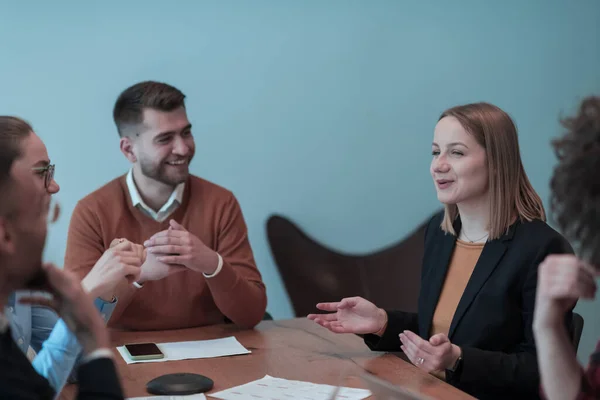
[124, 342, 164, 361]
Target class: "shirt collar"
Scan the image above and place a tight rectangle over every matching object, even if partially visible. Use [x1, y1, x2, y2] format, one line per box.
[126, 169, 185, 220]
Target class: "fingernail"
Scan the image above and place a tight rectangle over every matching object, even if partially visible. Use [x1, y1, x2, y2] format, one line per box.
[144, 241, 151, 247]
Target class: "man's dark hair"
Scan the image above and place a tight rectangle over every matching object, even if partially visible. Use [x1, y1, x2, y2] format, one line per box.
[550, 96, 600, 266]
[113, 81, 186, 137]
[0, 116, 32, 216]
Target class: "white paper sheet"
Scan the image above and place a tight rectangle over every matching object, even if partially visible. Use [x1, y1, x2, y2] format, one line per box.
[128, 395, 206, 400]
[117, 336, 251, 364]
[208, 375, 371, 400]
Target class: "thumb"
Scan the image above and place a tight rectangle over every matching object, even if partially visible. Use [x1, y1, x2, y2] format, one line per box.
[169, 219, 186, 231]
[338, 297, 358, 310]
[110, 238, 132, 251]
[114, 240, 133, 251]
[429, 333, 449, 346]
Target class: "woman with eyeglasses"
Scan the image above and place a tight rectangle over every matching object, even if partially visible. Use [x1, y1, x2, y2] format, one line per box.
[0, 116, 142, 394]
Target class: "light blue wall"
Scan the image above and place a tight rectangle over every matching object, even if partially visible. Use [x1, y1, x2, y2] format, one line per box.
[1, 1, 599, 360]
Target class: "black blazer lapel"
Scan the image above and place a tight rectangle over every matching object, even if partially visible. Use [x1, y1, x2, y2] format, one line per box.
[447, 224, 517, 338]
[419, 230, 456, 338]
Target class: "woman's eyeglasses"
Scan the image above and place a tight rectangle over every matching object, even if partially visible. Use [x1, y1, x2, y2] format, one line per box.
[31, 164, 55, 190]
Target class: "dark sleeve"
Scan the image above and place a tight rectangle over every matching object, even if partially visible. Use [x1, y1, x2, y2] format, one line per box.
[363, 213, 437, 352]
[364, 310, 419, 351]
[448, 235, 573, 398]
[0, 331, 55, 400]
[76, 358, 124, 400]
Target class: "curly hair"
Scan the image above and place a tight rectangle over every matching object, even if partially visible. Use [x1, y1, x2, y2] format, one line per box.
[550, 96, 600, 266]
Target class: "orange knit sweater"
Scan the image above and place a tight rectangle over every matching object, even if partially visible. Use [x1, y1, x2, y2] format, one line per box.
[64, 174, 267, 331]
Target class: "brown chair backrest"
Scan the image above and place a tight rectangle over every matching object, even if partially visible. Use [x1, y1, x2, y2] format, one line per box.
[266, 213, 436, 317]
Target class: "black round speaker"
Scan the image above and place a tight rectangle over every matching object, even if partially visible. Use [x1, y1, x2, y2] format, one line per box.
[146, 373, 214, 395]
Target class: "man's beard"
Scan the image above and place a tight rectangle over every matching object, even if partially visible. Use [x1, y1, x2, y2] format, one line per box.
[139, 157, 190, 187]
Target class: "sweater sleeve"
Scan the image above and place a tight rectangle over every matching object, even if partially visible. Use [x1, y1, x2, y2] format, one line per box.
[363, 310, 419, 351]
[64, 200, 140, 324]
[204, 193, 267, 328]
[64, 200, 105, 280]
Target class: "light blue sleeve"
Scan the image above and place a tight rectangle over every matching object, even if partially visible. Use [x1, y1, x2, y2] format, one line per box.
[30, 297, 118, 393]
[94, 296, 118, 323]
[30, 307, 80, 393]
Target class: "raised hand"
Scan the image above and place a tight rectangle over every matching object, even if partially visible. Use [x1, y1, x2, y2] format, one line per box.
[534, 254, 597, 329]
[81, 240, 142, 300]
[307, 296, 387, 335]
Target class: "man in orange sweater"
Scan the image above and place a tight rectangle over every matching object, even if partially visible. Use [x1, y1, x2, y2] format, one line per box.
[64, 81, 267, 331]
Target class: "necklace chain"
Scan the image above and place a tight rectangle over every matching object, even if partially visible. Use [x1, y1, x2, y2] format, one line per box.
[462, 231, 489, 243]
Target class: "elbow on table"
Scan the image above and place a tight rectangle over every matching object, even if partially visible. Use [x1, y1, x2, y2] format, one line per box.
[237, 296, 268, 329]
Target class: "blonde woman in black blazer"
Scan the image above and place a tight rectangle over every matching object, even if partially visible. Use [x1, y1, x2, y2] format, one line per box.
[309, 102, 573, 400]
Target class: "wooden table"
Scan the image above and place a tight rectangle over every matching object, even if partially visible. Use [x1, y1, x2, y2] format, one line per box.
[60, 318, 474, 399]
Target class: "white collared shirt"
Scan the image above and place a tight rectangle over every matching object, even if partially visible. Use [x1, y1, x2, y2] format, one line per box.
[126, 169, 185, 222]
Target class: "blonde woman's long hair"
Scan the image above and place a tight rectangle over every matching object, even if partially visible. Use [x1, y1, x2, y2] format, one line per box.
[439, 103, 545, 240]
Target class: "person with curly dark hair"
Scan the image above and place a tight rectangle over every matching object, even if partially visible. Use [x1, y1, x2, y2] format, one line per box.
[534, 96, 600, 400]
